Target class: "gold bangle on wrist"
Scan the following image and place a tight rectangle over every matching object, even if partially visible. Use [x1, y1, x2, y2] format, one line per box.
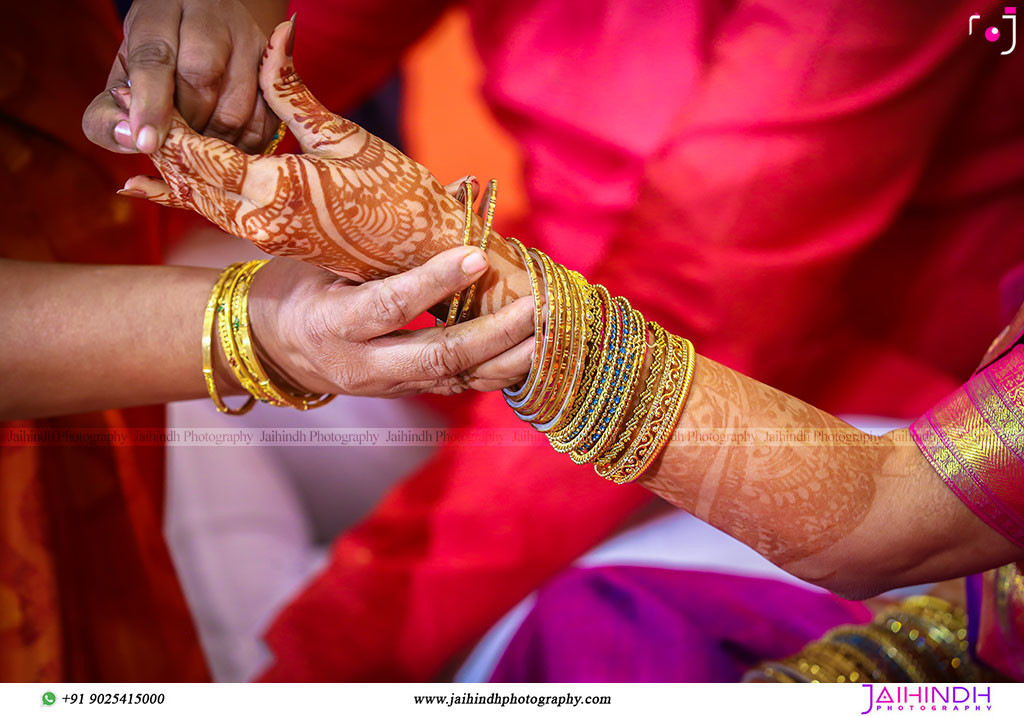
[204, 260, 335, 413]
[203, 263, 256, 415]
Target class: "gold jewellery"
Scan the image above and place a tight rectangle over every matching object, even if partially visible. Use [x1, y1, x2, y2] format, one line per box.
[202, 261, 335, 414]
[262, 120, 288, 156]
[440, 178, 498, 327]
[503, 242, 697, 484]
[744, 595, 1000, 683]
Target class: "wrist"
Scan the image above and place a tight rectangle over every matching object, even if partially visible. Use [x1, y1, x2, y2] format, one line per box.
[246, 262, 333, 395]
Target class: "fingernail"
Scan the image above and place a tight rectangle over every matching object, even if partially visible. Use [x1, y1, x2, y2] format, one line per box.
[109, 86, 130, 110]
[136, 125, 158, 154]
[113, 120, 133, 148]
[461, 249, 488, 275]
[286, 13, 297, 57]
[116, 188, 148, 198]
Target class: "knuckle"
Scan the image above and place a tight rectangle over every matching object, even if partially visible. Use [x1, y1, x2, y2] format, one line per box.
[371, 279, 412, 327]
[421, 337, 466, 380]
[176, 62, 224, 92]
[128, 38, 177, 70]
[204, 95, 256, 137]
[205, 115, 244, 139]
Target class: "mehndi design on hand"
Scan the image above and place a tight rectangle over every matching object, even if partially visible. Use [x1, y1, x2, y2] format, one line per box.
[121, 20, 502, 286]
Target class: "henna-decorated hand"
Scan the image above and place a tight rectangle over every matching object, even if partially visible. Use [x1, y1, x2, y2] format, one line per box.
[118, 18, 493, 287]
[83, 0, 288, 155]
[249, 248, 535, 397]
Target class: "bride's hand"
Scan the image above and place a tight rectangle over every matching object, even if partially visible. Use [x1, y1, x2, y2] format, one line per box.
[119, 19, 482, 285]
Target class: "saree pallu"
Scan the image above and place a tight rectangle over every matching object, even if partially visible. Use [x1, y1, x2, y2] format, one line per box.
[0, 2, 207, 680]
[262, 0, 1024, 680]
[910, 300, 1024, 681]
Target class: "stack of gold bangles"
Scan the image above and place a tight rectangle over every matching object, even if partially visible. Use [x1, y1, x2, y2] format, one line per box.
[436, 176, 697, 482]
[439, 177, 498, 327]
[202, 260, 334, 414]
[744, 596, 998, 683]
[500, 238, 696, 484]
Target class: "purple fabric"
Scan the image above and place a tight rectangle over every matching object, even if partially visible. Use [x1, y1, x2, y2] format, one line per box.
[966, 573, 984, 661]
[489, 566, 871, 682]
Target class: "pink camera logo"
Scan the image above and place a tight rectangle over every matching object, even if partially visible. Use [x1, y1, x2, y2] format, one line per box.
[970, 7, 1017, 54]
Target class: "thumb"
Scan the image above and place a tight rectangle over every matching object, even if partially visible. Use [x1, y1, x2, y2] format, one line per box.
[347, 246, 490, 341]
[259, 16, 361, 156]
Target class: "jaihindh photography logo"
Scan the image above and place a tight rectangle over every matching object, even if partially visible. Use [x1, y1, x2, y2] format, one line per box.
[860, 685, 993, 713]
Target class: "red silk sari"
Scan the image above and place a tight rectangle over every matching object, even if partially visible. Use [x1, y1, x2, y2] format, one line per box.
[0, 2, 207, 681]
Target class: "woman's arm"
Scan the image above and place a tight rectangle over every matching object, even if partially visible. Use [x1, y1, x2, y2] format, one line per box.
[641, 356, 1022, 599]
[137, 22, 1021, 598]
[0, 250, 532, 420]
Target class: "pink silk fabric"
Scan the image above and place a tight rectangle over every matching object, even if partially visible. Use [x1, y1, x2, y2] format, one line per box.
[911, 299, 1024, 680]
[262, 0, 1024, 680]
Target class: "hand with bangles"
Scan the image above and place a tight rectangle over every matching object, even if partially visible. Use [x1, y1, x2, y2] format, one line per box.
[115, 18, 1023, 618]
[118, 18, 528, 314]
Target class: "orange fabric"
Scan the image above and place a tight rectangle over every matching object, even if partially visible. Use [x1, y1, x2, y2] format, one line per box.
[0, 2, 207, 681]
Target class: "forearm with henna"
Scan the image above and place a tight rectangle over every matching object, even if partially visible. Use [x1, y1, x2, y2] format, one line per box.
[133, 22, 1019, 595]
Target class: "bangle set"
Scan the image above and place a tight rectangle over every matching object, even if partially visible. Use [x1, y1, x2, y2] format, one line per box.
[202, 261, 335, 413]
[503, 243, 697, 484]
[440, 178, 499, 327]
[201, 181, 694, 483]
[744, 595, 998, 683]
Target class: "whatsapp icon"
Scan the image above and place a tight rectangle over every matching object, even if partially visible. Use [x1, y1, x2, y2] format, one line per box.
[41, 691, 56, 706]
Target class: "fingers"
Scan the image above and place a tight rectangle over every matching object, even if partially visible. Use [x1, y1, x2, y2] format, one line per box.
[118, 175, 188, 208]
[122, 0, 183, 153]
[152, 116, 253, 194]
[174, 9, 232, 135]
[444, 175, 478, 202]
[373, 293, 536, 392]
[467, 330, 534, 383]
[344, 246, 490, 341]
[258, 17, 360, 155]
[119, 173, 258, 234]
[82, 48, 137, 153]
[83, 90, 135, 153]
[235, 93, 279, 154]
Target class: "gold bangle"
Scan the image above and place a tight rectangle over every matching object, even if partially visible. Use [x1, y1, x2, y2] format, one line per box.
[230, 261, 336, 411]
[530, 267, 590, 428]
[443, 178, 476, 326]
[601, 333, 694, 484]
[541, 281, 607, 435]
[455, 179, 498, 324]
[203, 263, 256, 415]
[515, 251, 573, 418]
[263, 120, 288, 155]
[547, 291, 622, 453]
[218, 261, 269, 402]
[502, 238, 544, 403]
[571, 306, 645, 465]
[506, 249, 562, 414]
[596, 322, 668, 470]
